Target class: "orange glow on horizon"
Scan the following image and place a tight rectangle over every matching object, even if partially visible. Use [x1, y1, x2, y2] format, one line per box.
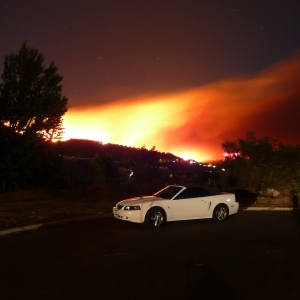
[63, 92, 219, 161]
[63, 54, 300, 162]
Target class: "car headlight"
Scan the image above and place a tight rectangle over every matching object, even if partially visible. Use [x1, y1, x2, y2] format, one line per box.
[124, 205, 141, 210]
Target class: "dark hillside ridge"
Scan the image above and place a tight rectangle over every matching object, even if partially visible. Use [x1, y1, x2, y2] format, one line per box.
[55, 139, 220, 189]
[58, 139, 184, 163]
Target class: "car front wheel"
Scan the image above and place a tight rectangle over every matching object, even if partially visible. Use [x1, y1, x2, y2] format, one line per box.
[213, 204, 228, 222]
[145, 207, 165, 228]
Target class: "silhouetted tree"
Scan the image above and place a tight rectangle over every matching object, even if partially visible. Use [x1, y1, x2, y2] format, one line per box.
[0, 41, 68, 190]
[220, 132, 300, 194]
[91, 154, 119, 186]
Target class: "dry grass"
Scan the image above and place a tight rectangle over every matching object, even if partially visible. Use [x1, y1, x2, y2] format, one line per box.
[0, 187, 123, 230]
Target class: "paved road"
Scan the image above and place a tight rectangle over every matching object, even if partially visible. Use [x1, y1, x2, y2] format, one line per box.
[1, 211, 300, 300]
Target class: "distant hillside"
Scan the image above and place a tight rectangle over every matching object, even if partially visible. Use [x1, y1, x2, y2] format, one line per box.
[56, 139, 220, 182]
[57, 139, 184, 163]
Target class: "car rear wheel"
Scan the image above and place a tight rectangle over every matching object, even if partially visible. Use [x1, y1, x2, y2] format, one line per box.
[145, 207, 165, 228]
[213, 204, 228, 222]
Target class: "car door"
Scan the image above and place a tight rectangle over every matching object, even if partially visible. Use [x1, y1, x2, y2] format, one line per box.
[171, 187, 210, 220]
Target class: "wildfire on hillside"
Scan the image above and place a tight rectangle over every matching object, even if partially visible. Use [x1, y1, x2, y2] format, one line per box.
[63, 54, 300, 162]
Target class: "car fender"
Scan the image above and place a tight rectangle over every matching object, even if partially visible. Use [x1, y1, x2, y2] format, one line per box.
[209, 201, 231, 218]
[143, 202, 170, 222]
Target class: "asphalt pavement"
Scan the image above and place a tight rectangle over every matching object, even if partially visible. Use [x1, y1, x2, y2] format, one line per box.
[1, 209, 300, 299]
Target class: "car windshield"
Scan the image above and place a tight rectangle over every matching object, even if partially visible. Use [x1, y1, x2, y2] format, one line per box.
[154, 186, 183, 199]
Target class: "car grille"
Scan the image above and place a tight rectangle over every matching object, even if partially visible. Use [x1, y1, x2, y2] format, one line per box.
[117, 205, 123, 210]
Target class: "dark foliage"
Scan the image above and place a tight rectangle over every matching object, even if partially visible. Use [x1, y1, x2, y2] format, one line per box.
[0, 41, 68, 190]
[221, 132, 300, 194]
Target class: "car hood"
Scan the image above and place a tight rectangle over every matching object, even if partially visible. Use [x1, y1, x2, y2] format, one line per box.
[118, 195, 164, 206]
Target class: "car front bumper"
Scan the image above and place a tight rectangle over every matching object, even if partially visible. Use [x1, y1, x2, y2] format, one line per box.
[112, 207, 143, 223]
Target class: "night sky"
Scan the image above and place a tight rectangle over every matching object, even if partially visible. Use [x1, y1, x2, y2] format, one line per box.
[1, 0, 300, 161]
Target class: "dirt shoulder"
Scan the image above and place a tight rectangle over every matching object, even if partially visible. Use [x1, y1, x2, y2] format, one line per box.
[0, 188, 118, 231]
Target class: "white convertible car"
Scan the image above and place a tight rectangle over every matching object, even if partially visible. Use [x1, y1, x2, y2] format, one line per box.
[113, 184, 239, 227]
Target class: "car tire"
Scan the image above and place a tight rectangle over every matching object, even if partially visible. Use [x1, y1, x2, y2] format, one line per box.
[213, 204, 228, 222]
[145, 207, 165, 228]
